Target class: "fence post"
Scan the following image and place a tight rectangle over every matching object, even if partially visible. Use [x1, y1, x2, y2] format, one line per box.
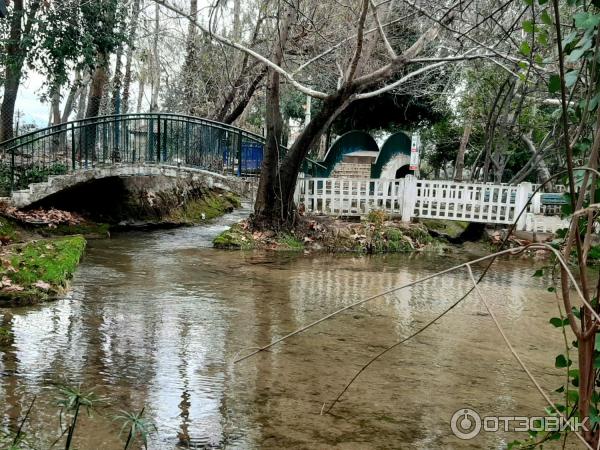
[515, 182, 532, 230]
[71, 122, 76, 171]
[531, 192, 542, 214]
[236, 129, 243, 177]
[295, 173, 304, 204]
[401, 175, 417, 222]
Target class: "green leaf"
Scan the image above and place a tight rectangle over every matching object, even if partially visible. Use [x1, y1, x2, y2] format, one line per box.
[548, 74, 561, 93]
[562, 31, 578, 47]
[565, 71, 579, 88]
[574, 169, 587, 188]
[567, 390, 579, 402]
[567, 47, 587, 62]
[533, 269, 544, 277]
[520, 41, 532, 56]
[589, 245, 600, 260]
[523, 19, 535, 33]
[549, 317, 568, 327]
[541, 10, 552, 25]
[547, 286, 556, 292]
[555, 354, 571, 368]
[574, 12, 600, 30]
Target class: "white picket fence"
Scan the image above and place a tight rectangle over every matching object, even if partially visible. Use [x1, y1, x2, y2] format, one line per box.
[295, 175, 566, 232]
[294, 177, 408, 217]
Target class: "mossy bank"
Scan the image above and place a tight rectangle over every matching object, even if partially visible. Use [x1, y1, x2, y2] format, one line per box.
[214, 211, 448, 254]
[0, 236, 86, 306]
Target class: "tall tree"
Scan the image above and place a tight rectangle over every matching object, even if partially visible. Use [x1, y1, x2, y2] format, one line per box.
[0, 0, 41, 142]
[122, 0, 142, 114]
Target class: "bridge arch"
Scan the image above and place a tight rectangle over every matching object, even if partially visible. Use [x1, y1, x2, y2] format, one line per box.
[370, 131, 412, 178]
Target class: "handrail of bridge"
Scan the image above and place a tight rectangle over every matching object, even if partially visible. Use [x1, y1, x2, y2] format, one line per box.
[0, 112, 324, 196]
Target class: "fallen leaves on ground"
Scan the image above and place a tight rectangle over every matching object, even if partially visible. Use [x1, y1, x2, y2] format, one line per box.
[33, 280, 51, 291]
[1, 276, 23, 292]
[1, 207, 84, 227]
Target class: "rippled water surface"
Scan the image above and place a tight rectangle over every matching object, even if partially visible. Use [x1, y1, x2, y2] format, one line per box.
[0, 209, 578, 449]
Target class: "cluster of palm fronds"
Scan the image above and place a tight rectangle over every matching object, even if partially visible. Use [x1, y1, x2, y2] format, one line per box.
[0, 384, 156, 450]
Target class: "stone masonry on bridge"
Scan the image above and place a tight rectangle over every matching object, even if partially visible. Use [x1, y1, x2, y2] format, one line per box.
[8, 164, 254, 209]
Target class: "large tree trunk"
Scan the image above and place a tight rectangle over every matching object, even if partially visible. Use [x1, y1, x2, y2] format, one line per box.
[0, 0, 41, 143]
[254, 89, 352, 226]
[149, 2, 161, 112]
[85, 54, 109, 119]
[122, 0, 142, 114]
[453, 121, 472, 182]
[112, 45, 125, 114]
[76, 74, 90, 121]
[61, 71, 81, 123]
[84, 53, 109, 162]
[252, 7, 297, 227]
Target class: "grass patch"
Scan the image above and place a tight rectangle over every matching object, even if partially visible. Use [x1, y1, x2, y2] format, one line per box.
[0, 216, 21, 243]
[277, 233, 304, 251]
[0, 236, 86, 306]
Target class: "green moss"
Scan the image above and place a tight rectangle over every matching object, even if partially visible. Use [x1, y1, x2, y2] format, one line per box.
[276, 233, 304, 251]
[213, 224, 255, 250]
[38, 222, 110, 238]
[420, 219, 468, 239]
[168, 192, 241, 224]
[0, 236, 86, 306]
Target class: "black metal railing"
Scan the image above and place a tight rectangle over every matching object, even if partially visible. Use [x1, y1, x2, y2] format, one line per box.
[0, 112, 324, 196]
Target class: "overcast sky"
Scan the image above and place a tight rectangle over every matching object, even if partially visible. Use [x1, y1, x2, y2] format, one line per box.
[15, 73, 49, 126]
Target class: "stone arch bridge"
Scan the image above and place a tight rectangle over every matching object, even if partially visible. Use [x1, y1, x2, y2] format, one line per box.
[0, 113, 322, 209]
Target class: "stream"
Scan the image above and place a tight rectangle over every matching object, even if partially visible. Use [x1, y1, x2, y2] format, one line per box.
[0, 208, 574, 449]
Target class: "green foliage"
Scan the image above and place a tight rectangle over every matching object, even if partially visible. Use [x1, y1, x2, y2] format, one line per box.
[277, 233, 304, 250]
[27, 0, 128, 98]
[56, 384, 104, 450]
[114, 408, 157, 450]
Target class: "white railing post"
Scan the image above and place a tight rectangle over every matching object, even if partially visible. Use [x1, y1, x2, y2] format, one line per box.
[401, 175, 417, 222]
[294, 173, 304, 204]
[531, 192, 542, 214]
[515, 182, 532, 230]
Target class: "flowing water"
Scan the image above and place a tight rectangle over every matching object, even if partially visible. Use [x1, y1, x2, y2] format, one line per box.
[0, 208, 581, 449]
